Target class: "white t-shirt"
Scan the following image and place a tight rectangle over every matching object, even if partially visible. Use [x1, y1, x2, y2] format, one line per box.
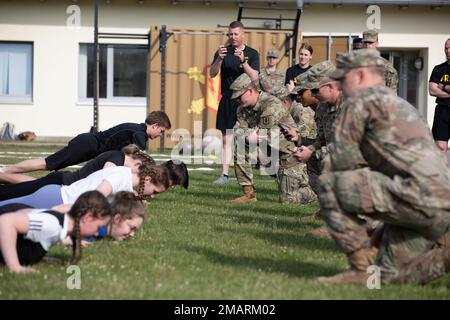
[60, 166, 134, 204]
[25, 209, 68, 251]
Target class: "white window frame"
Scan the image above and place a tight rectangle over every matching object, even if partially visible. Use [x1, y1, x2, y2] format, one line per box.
[0, 41, 33, 104]
[78, 43, 147, 106]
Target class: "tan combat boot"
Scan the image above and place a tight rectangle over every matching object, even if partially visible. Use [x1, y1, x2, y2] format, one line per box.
[305, 209, 331, 239]
[317, 247, 379, 285]
[230, 185, 257, 204]
[437, 230, 450, 271]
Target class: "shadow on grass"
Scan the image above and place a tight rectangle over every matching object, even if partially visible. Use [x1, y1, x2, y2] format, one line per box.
[179, 194, 319, 219]
[193, 210, 321, 232]
[224, 203, 319, 218]
[178, 244, 341, 279]
[213, 225, 338, 252]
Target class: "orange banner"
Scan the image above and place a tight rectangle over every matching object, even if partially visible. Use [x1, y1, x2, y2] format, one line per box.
[204, 65, 221, 112]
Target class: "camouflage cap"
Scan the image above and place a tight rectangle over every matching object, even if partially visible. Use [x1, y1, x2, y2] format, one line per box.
[362, 29, 378, 43]
[293, 72, 310, 92]
[318, 76, 336, 87]
[294, 61, 335, 91]
[335, 52, 345, 60]
[267, 49, 280, 58]
[230, 73, 258, 99]
[330, 48, 385, 80]
[270, 85, 291, 100]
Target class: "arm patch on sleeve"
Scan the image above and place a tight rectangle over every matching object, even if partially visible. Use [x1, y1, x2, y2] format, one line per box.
[260, 116, 273, 128]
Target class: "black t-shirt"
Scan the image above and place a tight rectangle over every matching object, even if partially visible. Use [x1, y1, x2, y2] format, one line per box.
[61, 150, 125, 185]
[285, 65, 311, 85]
[429, 61, 450, 106]
[95, 123, 148, 152]
[213, 45, 260, 97]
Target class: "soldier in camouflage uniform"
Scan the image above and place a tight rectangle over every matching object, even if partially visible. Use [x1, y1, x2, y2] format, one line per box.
[292, 64, 328, 196]
[292, 62, 344, 237]
[271, 86, 318, 204]
[270, 86, 317, 148]
[259, 49, 285, 93]
[317, 49, 450, 285]
[256, 49, 285, 170]
[230, 73, 316, 204]
[362, 30, 399, 93]
[293, 62, 340, 167]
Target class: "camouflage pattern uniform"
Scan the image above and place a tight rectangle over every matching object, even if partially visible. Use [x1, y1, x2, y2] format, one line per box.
[319, 49, 450, 284]
[290, 101, 317, 142]
[280, 101, 317, 204]
[362, 29, 398, 92]
[259, 67, 285, 93]
[259, 49, 285, 93]
[270, 86, 317, 204]
[293, 61, 336, 194]
[269, 85, 317, 143]
[232, 75, 316, 204]
[382, 57, 399, 93]
[308, 93, 344, 163]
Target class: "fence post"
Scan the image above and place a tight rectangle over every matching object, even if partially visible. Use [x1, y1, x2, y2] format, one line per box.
[159, 25, 168, 153]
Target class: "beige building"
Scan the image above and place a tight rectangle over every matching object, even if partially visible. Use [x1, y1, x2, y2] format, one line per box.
[0, 0, 449, 141]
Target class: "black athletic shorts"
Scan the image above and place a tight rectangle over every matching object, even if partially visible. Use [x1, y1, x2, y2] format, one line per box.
[432, 104, 450, 141]
[216, 96, 239, 133]
[45, 133, 100, 171]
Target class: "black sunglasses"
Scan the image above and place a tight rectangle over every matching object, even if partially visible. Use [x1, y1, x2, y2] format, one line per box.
[311, 88, 319, 95]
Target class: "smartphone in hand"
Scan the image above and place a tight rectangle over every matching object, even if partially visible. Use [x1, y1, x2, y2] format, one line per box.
[279, 123, 293, 140]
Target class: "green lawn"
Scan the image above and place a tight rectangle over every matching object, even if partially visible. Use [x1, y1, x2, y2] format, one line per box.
[0, 142, 449, 299]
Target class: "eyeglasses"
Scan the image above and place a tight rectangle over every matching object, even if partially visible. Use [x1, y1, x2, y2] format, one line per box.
[310, 88, 319, 95]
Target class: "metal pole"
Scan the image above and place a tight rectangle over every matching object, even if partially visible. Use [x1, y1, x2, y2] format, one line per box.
[327, 33, 333, 62]
[291, 8, 302, 66]
[348, 34, 353, 52]
[146, 31, 151, 152]
[92, 0, 99, 133]
[237, 5, 243, 21]
[159, 25, 168, 153]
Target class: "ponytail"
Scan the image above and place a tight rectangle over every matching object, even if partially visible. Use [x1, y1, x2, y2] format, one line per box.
[67, 191, 111, 264]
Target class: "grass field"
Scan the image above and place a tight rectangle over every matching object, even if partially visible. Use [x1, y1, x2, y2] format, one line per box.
[0, 142, 449, 299]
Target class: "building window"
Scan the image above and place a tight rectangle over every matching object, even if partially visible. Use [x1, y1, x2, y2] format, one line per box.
[0, 42, 33, 104]
[78, 43, 147, 105]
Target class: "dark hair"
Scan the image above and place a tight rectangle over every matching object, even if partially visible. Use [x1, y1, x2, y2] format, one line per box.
[145, 111, 171, 130]
[299, 43, 313, 55]
[352, 37, 364, 51]
[229, 21, 244, 29]
[68, 191, 111, 264]
[137, 164, 170, 200]
[163, 160, 189, 189]
[111, 191, 146, 223]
